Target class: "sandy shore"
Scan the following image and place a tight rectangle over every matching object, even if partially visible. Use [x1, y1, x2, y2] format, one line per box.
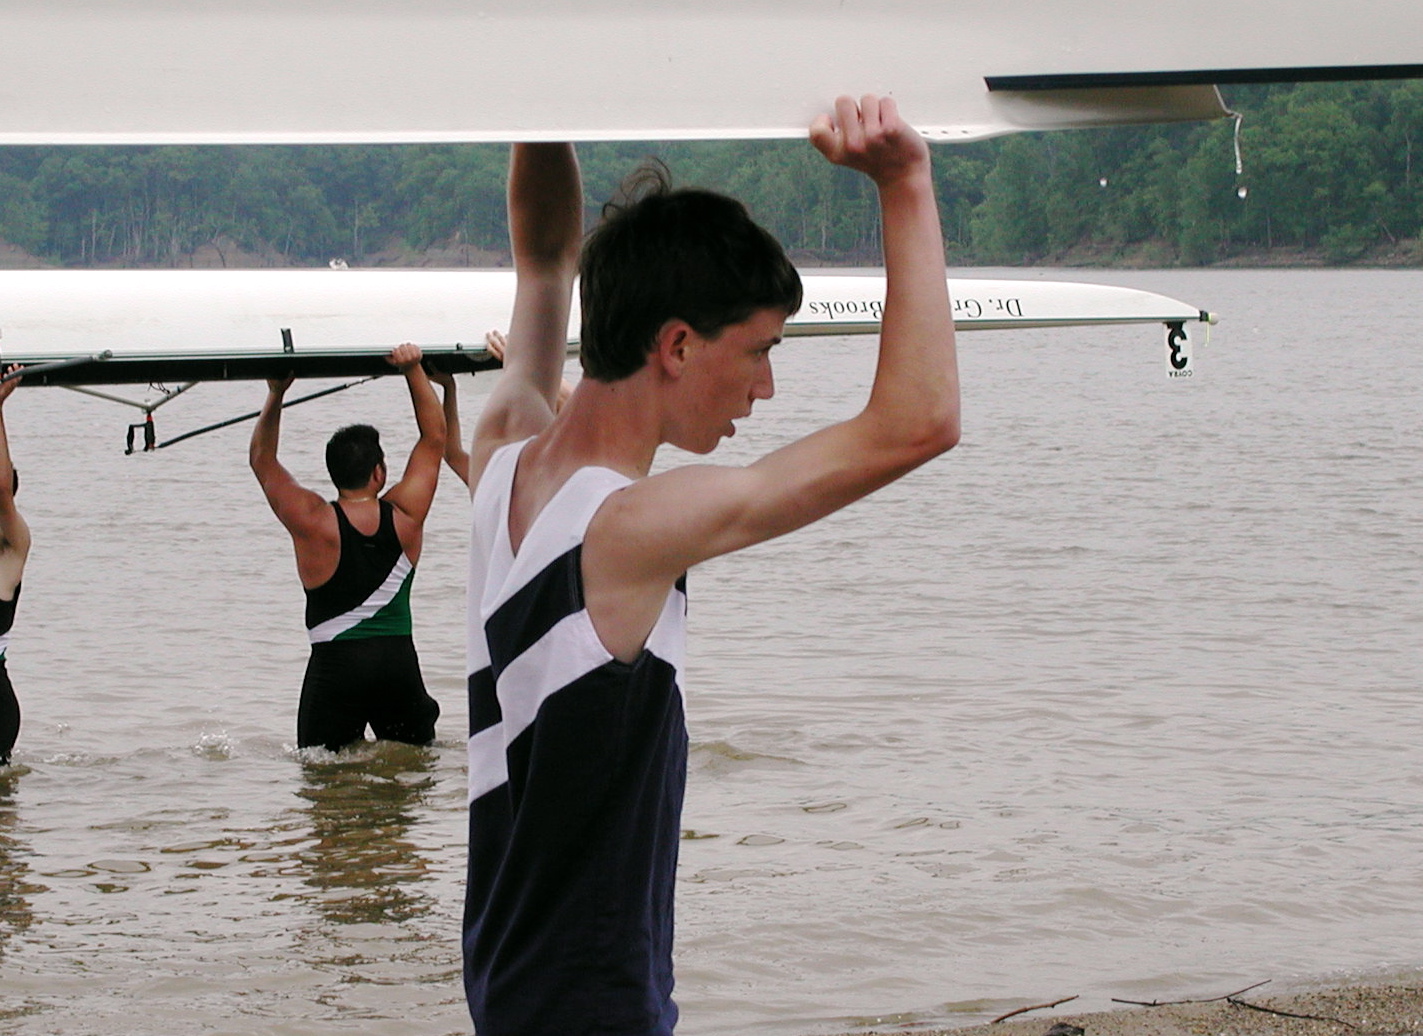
[846, 983, 1423, 1036]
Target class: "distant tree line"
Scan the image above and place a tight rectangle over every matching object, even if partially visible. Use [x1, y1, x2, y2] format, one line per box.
[2, 81, 1422, 268]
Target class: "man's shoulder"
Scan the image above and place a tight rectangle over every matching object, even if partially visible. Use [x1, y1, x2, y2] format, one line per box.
[283, 498, 340, 544]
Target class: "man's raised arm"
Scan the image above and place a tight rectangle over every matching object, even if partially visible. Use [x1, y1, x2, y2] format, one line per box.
[429, 368, 470, 488]
[597, 95, 959, 579]
[384, 343, 446, 523]
[249, 374, 328, 539]
[469, 143, 582, 485]
[813, 94, 959, 457]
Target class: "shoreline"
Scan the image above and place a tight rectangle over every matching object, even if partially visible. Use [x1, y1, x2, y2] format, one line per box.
[7, 236, 1423, 272]
[840, 981, 1423, 1036]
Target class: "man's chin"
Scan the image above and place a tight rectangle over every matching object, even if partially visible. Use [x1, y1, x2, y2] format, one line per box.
[671, 426, 732, 454]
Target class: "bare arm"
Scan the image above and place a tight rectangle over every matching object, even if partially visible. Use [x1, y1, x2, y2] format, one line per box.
[0, 369, 31, 592]
[485, 327, 575, 412]
[469, 143, 583, 486]
[382, 343, 447, 522]
[248, 374, 330, 543]
[589, 96, 959, 638]
[429, 369, 471, 488]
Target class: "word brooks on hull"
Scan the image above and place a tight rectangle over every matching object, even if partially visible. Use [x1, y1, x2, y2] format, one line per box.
[4, 0, 1419, 147]
[0, 269, 1213, 387]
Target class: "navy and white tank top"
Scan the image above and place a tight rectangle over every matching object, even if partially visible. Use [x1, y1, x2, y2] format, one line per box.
[304, 500, 414, 643]
[0, 583, 19, 661]
[463, 438, 688, 1036]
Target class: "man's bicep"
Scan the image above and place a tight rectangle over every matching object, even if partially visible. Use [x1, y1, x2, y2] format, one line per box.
[505, 273, 575, 369]
[383, 441, 443, 519]
[603, 462, 811, 578]
[617, 421, 919, 574]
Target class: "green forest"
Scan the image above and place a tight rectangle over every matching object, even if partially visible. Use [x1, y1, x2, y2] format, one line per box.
[3, 81, 1422, 269]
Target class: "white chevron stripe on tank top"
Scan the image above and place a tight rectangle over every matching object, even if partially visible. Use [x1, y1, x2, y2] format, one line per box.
[465, 438, 687, 805]
[306, 554, 414, 644]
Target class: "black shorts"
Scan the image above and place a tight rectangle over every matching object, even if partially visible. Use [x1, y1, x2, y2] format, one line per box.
[297, 635, 439, 751]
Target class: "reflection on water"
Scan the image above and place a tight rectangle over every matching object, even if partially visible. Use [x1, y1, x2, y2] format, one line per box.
[292, 743, 440, 928]
[0, 772, 41, 949]
[275, 742, 468, 1031]
[0, 770, 44, 1027]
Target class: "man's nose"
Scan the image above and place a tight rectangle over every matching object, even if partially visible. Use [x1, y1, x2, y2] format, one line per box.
[755, 363, 775, 400]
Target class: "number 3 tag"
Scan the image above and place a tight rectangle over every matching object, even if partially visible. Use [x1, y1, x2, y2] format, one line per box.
[1165, 321, 1194, 380]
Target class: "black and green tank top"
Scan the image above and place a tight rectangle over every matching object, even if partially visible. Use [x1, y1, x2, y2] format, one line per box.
[304, 501, 414, 643]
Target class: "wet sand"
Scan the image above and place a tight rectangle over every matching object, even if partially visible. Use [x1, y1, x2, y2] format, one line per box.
[850, 983, 1423, 1036]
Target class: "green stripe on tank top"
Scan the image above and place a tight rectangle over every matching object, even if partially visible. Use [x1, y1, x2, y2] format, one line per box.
[332, 568, 415, 640]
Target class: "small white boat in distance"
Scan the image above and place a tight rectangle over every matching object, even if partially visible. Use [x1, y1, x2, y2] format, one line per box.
[0, 269, 1213, 387]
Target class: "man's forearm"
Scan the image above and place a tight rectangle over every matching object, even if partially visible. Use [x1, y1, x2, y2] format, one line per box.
[506, 144, 581, 394]
[405, 368, 447, 445]
[249, 392, 284, 470]
[440, 383, 463, 447]
[510, 144, 582, 272]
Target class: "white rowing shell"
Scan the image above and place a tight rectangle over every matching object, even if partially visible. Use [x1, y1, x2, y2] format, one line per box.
[4, 0, 1421, 147]
[0, 269, 1210, 385]
[10, 0, 1376, 145]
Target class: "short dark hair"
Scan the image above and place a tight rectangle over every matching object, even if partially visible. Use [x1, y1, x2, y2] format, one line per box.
[325, 424, 384, 490]
[578, 164, 802, 382]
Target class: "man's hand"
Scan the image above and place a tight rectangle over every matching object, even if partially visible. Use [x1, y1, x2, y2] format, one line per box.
[266, 373, 295, 396]
[428, 368, 456, 391]
[387, 342, 424, 373]
[0, 365, 21, 406]
[483, 329, 508, 364]
[809, 94, 930, 187]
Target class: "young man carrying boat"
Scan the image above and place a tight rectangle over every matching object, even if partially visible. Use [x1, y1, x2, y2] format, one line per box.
[462, 95, 959, 1034]
[249, 345, 445, 752]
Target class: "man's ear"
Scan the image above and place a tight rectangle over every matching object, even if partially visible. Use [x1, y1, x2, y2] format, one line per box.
[652, 319, 695, 378]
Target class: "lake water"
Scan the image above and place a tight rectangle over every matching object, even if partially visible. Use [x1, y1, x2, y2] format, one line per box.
[0, 268, 1419, 1035]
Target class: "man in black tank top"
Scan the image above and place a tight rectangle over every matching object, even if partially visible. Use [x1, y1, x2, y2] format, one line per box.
[250, 344, 446, 751]
[0, 366, 30, 766]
